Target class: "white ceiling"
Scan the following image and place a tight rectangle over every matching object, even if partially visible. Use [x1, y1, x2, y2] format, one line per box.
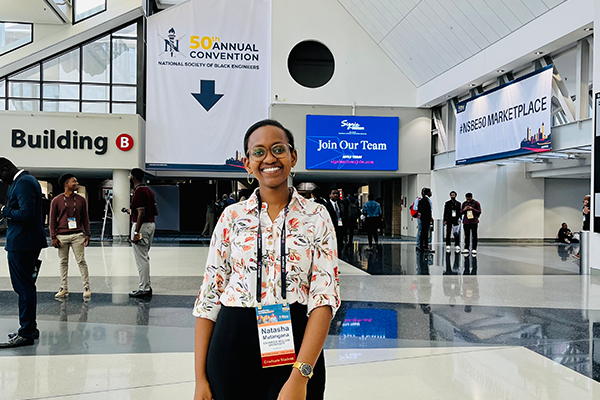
[338, 0, 568, 87]
[0, 0, 65, 24]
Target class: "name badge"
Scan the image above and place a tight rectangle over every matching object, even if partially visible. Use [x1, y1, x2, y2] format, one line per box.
[68, 217, 77, 229]
[256, 304, 296, 368]
[467, 210, 474, 220]
[338, 218, 343, 227]
[452, 210, 457, 218]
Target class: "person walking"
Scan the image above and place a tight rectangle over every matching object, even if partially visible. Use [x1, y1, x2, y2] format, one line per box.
[50, 173, 92, 299]
[461, 193, 482, 255]
[362, 194, 382, 250]
[443, 191, 462, 253]
[328, 188, 346, 252]
[201, 199, 219, 237]
[310, 187, 328, 207]
[346, 194, 359, 247]
[411, 195, 422, 248]
[417, 188, 433, 252]
[193, 119, 340, 400]
[129, 168, 158, 299]
[0, 158, 47, 348]
[225, 193, 237, 207]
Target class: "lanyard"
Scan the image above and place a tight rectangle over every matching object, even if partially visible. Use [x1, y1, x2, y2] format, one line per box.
[63, 194, 77, 218]
[256, 190, 291, 310]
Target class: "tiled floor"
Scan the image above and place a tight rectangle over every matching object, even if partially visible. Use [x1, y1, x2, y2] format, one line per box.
[0, 240, 599, 399]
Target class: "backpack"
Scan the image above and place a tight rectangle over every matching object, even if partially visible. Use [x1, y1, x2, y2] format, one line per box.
[410, 197, 420, 218]
[348, 202, 359, 222]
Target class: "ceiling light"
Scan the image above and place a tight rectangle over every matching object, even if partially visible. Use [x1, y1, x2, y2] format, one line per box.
[446, 95, 451, 98]
[469, 83, 477, 87]
[535, 51, 544, 55]
[584, 27, 593, 32]
[497, 69, 505, 73]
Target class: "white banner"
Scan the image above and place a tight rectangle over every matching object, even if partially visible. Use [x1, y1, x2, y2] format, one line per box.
[146, 0, 270, 171]
[455, 67, 553, 165]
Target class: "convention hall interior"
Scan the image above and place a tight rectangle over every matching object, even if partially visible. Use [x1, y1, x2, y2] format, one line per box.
[1, 0, 600, 398]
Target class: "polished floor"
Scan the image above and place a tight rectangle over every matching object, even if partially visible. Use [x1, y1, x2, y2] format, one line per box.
[0, 240, 599, 399]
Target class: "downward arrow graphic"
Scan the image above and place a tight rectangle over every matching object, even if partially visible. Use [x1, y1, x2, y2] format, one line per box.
[191, 80, 224, 111]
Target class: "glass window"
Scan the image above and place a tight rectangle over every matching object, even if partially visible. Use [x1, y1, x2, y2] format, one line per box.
[43, 101, 79, 113]
[48, 0, 69, 16]
[113, 24, 137, 38]
[74, 0, 107, 23]
[43, 83, 80, 100]
[82, 102, 109, 113]
[83, 35, 110, 83]
[10, 65, 41, 81]
[43, 49, 80, 82]
[0, 79, 5, 96]
[0, 22, 33, 56]
[112, 38, 136, 84]
[9, 82, 41, 98]
[112, 103, 136, 114]
[9, 99, 40, 111]
[112, 86, 136, 102]
[82, 84, 109, 100]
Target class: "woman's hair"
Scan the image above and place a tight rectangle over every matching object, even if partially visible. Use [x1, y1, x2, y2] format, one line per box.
[243, 119, 295, 155]
[449, 191, 457, 196]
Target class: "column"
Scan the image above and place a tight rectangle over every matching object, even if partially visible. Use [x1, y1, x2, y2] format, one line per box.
[112, 169, 130, 240]
[591, 5, 600, 269]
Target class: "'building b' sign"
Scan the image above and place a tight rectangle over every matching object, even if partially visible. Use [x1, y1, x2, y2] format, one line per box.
[116, 134, 134, 152]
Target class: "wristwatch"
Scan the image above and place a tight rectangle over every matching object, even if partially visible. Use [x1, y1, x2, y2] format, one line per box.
[292, 362, 313, 379]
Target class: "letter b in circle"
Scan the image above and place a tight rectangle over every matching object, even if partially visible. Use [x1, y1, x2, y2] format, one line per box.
[116, 133, 134, 152]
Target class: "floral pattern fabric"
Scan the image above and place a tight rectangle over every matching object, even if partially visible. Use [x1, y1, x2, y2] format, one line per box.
[193, 188, 341, 321]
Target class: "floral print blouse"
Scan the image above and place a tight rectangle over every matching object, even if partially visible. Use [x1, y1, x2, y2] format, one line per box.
[193, 187, 341, 321]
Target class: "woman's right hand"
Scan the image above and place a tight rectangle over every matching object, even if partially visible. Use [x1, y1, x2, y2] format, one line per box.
[194, 378, 212, 400]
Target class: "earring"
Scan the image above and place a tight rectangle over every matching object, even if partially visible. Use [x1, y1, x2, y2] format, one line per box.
[247, 172, 255, 185]
[290, 167, 296, 178]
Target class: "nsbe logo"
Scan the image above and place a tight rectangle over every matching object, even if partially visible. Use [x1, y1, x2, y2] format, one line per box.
[160, 28, 222, 59]
[161, 27, 185, 58]
[341, 120, 365, 131]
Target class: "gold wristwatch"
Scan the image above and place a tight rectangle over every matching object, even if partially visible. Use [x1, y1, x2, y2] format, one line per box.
[292, 362, 313, 379]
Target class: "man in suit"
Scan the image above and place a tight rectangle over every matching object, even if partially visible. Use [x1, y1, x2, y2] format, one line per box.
[328, 188, 346, 253]
[417, 187, 433, 253]
[0, 158, 48, 348]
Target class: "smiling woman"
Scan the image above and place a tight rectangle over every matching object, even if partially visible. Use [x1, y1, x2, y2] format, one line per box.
[193, 119, 341, 400]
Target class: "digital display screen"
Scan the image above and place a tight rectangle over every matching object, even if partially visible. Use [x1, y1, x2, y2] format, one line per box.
[306, 115, 399, 171]
[341, 308, 398, 339]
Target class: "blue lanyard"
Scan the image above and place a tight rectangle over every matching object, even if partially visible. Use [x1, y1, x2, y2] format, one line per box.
[256, 190, 291, 309]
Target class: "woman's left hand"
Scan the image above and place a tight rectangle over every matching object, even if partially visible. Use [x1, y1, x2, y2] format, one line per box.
[277, 376, 308, 400]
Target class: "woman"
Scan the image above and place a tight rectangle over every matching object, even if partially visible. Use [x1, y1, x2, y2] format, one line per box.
[193, 120, 341, 400]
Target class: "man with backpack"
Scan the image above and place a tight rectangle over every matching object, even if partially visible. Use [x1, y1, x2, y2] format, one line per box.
[362, 194, 382, 250]
[443, 191, 462, 253]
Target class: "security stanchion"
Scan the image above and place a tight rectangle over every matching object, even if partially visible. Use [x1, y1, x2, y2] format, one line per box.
[580, 231, 590, 275]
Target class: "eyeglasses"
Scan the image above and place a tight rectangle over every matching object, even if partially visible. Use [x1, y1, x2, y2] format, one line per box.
[247, 143, 292, 161]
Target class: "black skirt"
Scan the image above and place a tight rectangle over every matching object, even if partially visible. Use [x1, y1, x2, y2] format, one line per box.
[206, 303, 326, 400]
